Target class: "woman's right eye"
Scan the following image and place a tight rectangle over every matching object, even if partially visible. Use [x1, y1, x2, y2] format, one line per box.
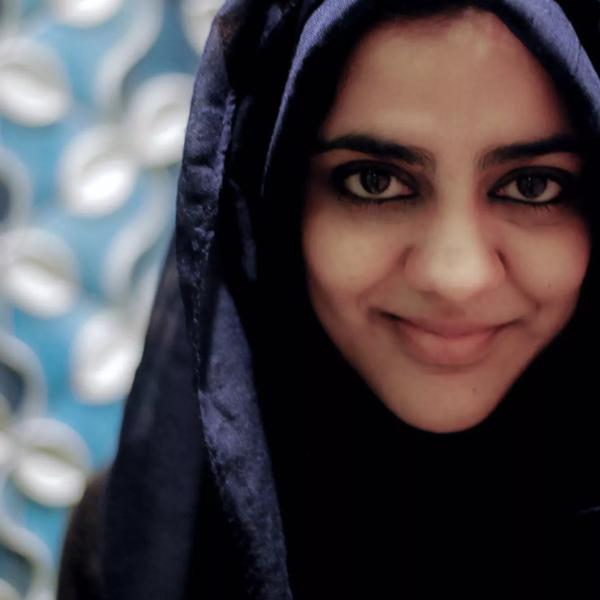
[331, 162, 417, 203]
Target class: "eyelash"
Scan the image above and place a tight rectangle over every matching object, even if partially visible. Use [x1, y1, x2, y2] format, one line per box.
[331, 161, 418, 206]
[330, 160, 580, 211]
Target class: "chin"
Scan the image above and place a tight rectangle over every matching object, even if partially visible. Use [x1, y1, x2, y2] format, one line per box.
[379, 391, 504, 434]
[410, 412, 495, 434]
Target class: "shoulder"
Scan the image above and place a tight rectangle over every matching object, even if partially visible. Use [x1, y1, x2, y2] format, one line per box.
[57, 469, 109, 600]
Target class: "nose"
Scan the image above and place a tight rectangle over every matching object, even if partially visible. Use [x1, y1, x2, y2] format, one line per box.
[402, 207, 505, 305]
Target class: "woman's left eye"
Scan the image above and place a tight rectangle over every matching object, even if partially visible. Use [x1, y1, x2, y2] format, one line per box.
[331, 161, 416, 203]
[490, 169, 575, 205]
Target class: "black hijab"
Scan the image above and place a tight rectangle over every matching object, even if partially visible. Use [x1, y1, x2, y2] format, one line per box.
[103, 1, 600, 598]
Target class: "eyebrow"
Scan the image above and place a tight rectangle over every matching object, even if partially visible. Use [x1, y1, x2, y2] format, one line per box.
[313, 134, 435, 167]
[313, 133, 584, 170]
[478, 134, 584, 169]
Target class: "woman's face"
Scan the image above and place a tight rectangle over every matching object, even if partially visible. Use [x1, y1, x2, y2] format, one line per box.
[301, 8, 591, 433]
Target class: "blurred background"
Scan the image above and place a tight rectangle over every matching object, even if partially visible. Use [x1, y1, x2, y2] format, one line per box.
[0, 0, 222, 597]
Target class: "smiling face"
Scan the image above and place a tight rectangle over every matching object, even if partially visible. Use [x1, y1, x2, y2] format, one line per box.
[301, 8, 591, 433]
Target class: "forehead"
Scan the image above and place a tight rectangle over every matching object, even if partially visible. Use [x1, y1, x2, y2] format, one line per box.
[320, 7, 573, 144]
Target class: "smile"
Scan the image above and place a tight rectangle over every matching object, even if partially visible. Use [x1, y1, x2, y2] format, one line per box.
[384, 314, 508, 368]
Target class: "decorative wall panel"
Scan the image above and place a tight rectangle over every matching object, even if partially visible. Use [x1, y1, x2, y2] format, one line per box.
[0, 1, 218, 597]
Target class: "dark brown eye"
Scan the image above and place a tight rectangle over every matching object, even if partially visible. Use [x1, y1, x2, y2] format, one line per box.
[490, 167, 576, 206]
[360, 168, 391, 194]
[516, 175, 549, 199]
[331, 161, 417, 203]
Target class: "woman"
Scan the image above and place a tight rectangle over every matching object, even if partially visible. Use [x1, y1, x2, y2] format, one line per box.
[59, 0, 600, 598]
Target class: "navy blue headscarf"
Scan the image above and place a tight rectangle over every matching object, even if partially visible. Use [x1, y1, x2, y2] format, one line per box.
[103, 1, 600, 598]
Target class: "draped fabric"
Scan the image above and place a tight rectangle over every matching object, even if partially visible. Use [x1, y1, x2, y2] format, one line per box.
[102, 1, 600, 598]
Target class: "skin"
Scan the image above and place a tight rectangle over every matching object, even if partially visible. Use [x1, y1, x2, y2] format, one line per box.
[301, 8, 591, 433]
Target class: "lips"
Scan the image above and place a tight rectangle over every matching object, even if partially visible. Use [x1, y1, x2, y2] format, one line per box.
[401, 317, 506, 338]
[384, 314, 508, 367]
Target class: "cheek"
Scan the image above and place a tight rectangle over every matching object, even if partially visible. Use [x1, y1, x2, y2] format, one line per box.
[301, 203, 401, 308]
[508, 219, 591, 309]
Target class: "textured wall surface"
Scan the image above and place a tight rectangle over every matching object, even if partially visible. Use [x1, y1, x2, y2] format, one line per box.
[0, 1, 220, 597]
